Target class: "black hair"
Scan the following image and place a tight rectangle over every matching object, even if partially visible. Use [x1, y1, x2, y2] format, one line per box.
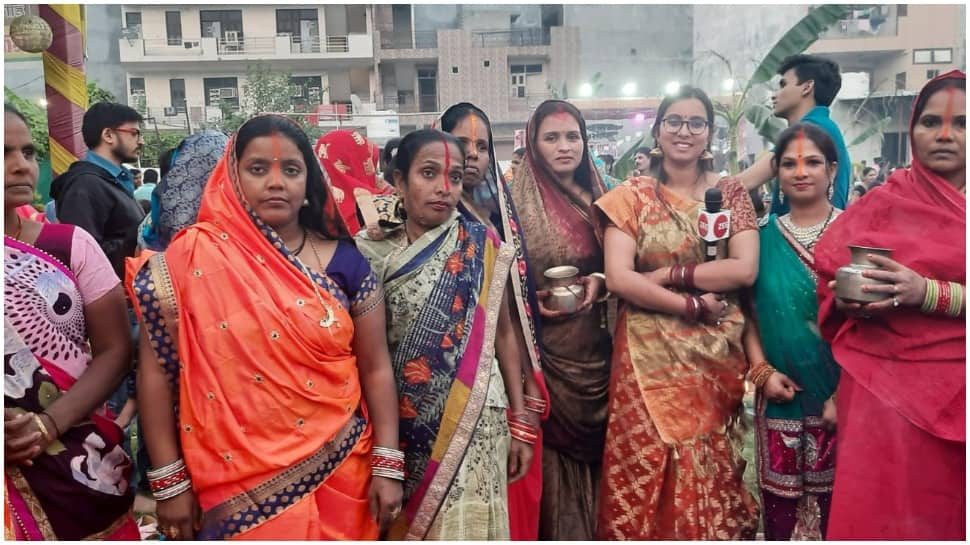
[159, 147, 177, 179]
[648, 85, 716, 181]
[81, 102, 144, 149]
[771, 123, 839, 172]
[234, 115, 347, 240]
[4, 103, 28, 125]
[862, 166, 876, 176]
[635, 146, 652, 156]
[392, 129, 465, 186]
[381, 137, 402, 184]
[777, 54, 842, 107]
[749, 187, 766, 215]
[512, 147, 526, 158]
[911, 76, 966, 130]
[143, 169, 159, 184]
[439, 103, 490, 135]
[852, 183, 867, 197]
[130, 168, 141, 175]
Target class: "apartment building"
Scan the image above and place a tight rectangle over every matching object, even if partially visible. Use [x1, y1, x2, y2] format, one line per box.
[372, 5, 580, 155]
[119, 4, 377, 131]
[809, 4, 966, 166]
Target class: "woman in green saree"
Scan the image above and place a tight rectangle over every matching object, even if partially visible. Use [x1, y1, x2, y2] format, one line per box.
[744, 123, 842, 540]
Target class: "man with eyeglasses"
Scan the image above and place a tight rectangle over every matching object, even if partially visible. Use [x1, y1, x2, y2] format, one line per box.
[50, 102, 146, 278]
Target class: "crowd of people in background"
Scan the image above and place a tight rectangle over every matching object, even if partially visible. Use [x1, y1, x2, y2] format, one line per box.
[4, 54, 965, 541]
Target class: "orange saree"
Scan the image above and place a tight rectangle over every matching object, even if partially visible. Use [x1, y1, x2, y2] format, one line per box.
[125, 129, 378, 540]
[592, 176, 760, 539]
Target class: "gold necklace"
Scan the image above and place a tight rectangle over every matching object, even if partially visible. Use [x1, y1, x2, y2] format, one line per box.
[294, 235, 336, 329]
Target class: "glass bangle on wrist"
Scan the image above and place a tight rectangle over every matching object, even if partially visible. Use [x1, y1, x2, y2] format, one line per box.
[589, 272, 610, 303]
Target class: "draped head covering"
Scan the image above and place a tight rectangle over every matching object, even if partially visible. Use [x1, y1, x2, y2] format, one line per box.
[815, 70, 966, 442]
[314, 130, 393, 235]
[140, 130, 229, 250]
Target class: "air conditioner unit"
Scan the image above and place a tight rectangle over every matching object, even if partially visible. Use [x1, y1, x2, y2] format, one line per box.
[163, 107, 178, 116]
[183, 41, 199, 49]
[219, 88, 237, 99]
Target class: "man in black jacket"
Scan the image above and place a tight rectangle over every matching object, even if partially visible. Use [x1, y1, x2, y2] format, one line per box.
[50, 102, 146, 278]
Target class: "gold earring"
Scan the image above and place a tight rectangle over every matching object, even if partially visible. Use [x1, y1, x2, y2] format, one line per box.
[648, 147, 664, 159]
[700, 150, 714, 162]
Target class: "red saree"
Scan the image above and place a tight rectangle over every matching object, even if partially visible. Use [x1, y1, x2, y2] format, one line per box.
[814, 70, 966, 540]
[126, 120, 378, 540]
[315, 130, 393, 235]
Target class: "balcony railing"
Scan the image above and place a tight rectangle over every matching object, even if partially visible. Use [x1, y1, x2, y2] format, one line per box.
[380, 30, 438, 50]
[216, 36, 276, 55]
[141, 38, 205, 57]
[126, 34, 372, 61]
[381, 94, 438, 114]
[472, 28, 552, 48]
[819, 5, 898, 39]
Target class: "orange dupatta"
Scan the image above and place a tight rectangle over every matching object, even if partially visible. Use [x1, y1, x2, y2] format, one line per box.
[126, 118, 377, 540]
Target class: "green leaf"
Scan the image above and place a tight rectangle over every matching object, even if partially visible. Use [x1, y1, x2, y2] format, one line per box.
[745, 103, 788, 144]
[848, 117, 891, 147]
[611, 137, 645, 181]
[4, 86, 49, 160]
[744, 5, 851, 94]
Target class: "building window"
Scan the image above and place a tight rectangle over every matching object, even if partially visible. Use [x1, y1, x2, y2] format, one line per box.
[897, 5, 907, 16]
[510, 64, 543, 98]
[417, 68, 438, 112]
[894, 72, 906, 90]
[204, 77, 240, 110]
[200, 10, 243, 40]
[165, 11, 182, 45]
[913, 48, 953, 64]
[927, 69, 940, 80]
[129, 77, 146, 97]
[289, 75, 323, 109]
[277, 9, 320, 52]
[125, 12, 142, 33]
[169, 79, 186, 112]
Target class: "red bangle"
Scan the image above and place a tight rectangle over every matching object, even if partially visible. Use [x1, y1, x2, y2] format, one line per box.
[523, 395, 546, 414]
[684, 263, 697, 290]
[935, 280, 952, 314]
[148, 468, 189, 492]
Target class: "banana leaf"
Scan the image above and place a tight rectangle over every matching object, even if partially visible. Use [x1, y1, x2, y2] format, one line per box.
[611, 137, 645, 181]
[744, 5, 852, 95]
[848, 117, 892, 147]
[745, 103, 788, 144]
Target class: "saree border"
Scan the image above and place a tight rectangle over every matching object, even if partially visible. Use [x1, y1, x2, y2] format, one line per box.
[134, 258, 181, 399]
[197, 410, 366, 539]
[81, 511, 134, 540]
[404, 241, 516, 540]
[4, 467, 56, 540]
[755, 393, 836, 498]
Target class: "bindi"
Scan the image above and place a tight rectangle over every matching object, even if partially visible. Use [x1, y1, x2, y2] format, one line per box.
[940, 86, 957, 139]
[271, 132, 283, 182]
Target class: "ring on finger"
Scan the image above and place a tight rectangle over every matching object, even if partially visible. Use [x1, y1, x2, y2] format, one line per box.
[892, 295, 900, 308]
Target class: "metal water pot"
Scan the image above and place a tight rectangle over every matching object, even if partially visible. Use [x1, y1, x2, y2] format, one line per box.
[544, 266, 585, 312]
[835, 245, 894, 303]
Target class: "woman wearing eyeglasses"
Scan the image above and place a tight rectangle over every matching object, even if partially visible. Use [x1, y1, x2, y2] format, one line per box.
[592, 86, 760, 539]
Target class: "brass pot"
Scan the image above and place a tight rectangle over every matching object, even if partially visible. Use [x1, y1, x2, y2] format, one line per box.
[547, 285, 586, 313]
[835, 245, 894, 303]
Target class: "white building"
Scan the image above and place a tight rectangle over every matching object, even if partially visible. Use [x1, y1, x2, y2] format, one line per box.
[119, 4, 377, 131]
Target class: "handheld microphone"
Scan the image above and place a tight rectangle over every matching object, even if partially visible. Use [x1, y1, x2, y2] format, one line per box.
[698, 188, 731, 261]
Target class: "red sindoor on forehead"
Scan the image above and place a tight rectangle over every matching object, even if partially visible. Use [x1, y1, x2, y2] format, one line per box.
[441, 137, 451, 192]
[941, 86, 957, 139]
[271, 132, 283, 181]
[795, 128, 806, 177]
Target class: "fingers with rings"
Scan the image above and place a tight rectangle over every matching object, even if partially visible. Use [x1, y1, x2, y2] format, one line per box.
[892, 296, 900, 308]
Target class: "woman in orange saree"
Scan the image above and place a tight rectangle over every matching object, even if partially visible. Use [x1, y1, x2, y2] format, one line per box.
[592, 86, 760, 539]
[126, 115, 402, 540]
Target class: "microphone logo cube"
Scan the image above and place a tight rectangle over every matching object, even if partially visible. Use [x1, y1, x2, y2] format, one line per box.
[698, 210, 731, 242]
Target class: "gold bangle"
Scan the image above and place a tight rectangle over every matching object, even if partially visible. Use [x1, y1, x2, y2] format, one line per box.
[32, 414, 53, 442]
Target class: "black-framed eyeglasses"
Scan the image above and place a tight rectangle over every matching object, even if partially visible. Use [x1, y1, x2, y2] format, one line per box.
[661, 116, 709, 135]
[113, 127, 143, 139]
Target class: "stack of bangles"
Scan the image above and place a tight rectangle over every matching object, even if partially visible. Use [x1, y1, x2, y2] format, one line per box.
[508, 412, 538, 445]
[147, 459, 192, 501]
[372, 446, 406, 481]
[668, 263, 697, 290]
[749, 361, 777, 389]
[683, 294, 709, 323]
[523, 394, 547, 416]
[921, 279, 964, 318]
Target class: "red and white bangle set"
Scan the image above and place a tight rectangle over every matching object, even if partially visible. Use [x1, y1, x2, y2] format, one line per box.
[147, 458, 193, 501]
[372, 446, 406, 481]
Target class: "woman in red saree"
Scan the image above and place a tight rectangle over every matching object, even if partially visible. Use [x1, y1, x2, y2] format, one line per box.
[437, 102, 550, 540]
[4, 104, 139, 540]
[815, 70, 965, 540]
[127, 115, 402, 539]
[592, 86, 760, 539]
[314, 130, 394, 235]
